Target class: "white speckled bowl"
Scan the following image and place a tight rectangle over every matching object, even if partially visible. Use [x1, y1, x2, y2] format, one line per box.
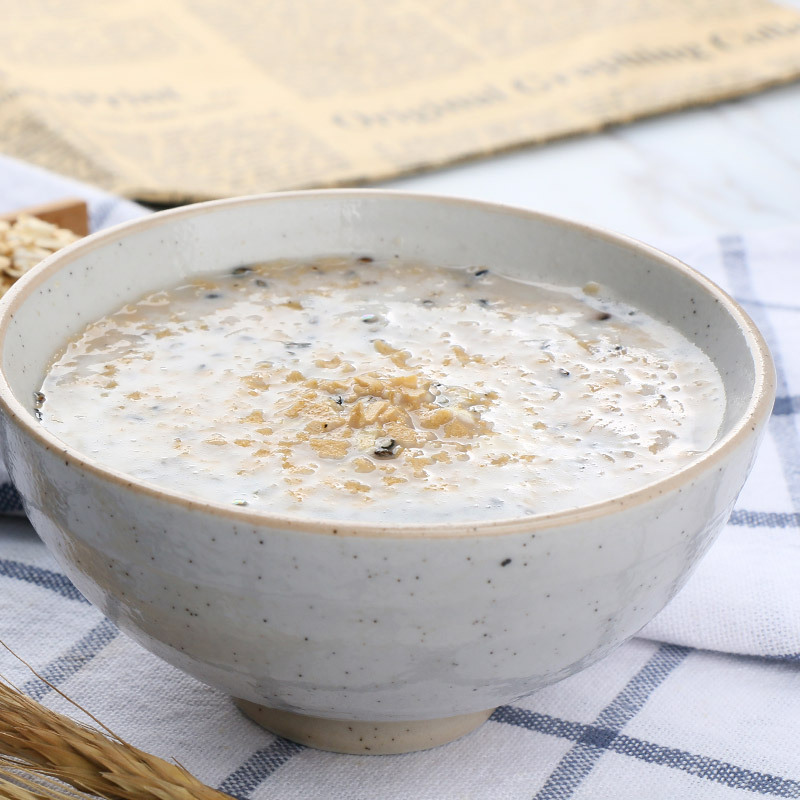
[0, 192, 774, 754]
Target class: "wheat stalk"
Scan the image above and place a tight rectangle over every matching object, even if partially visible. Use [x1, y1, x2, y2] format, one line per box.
[0, 644, 235, 800]
[0, 757, 95, 799]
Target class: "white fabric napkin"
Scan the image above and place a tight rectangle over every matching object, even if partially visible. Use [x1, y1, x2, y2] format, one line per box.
[1, 157, 798, 798]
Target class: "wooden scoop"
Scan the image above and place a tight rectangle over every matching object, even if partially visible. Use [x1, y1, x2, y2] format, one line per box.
[0, 197, 89, 236]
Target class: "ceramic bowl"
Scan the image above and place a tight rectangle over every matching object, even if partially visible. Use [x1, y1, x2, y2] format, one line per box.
[0, 192, 774, 754]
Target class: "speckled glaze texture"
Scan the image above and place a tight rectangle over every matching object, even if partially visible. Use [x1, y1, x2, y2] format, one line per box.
[0, 192, 774, 752]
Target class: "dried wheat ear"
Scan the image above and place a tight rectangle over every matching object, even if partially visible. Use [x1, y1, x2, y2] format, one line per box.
[0, 643, 235, 800]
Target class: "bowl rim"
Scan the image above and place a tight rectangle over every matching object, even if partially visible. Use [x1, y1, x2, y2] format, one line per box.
[0, 189, 776, 538]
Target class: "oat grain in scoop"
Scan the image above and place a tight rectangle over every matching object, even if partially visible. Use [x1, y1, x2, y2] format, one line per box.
[0, 215, 79, 296]
[37, 257, 725, 522]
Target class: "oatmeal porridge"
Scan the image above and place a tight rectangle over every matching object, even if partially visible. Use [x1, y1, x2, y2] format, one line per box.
[36, 256, 725, 522]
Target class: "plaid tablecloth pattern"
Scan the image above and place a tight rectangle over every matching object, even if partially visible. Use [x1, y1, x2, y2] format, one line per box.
[0, 157, 798, 798]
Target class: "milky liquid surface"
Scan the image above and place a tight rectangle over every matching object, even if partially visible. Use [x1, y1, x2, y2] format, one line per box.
[37, 257, 726, 523]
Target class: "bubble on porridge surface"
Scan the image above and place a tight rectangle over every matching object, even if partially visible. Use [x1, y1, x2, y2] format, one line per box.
[36, 257, 725, 523]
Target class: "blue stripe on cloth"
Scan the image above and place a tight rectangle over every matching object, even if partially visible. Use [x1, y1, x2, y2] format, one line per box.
[607, 733, 800, 796]
[0, 482, 23, 513]
[0, 558, 88, 603]
[494, 705, 800, 796]
[491, 706, 586, 741]
[720, 235, 800, 515]
[728, 510, 800, 528]
[771, 652, 800, 663]
[529, 644, 691, 799]
[734, 297, 800, 314]
[773, 396, 800, 416]
[20, 617, 120, 702]
[217, 738, 305, 798]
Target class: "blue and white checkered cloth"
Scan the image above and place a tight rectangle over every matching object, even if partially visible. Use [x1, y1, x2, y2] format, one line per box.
[1, 156, 798, 798]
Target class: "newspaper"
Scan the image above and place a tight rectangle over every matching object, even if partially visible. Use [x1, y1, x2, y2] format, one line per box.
[1, 0, 799, 204]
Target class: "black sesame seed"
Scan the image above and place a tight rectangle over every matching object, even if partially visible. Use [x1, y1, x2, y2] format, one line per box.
[373, 438, 398, 459]
[334, 395, 344, 405]
[205, 292, 221, 299]
[559, 368, 570, 376]
[285, 341, 312, 348]
[476, 298, 490, 307]
[474, 269, 489, 277]
[254, 279, 268, 287]
[421, 299, 435, 306]
[358, 256, 374, 263]
[500, 558, 512, 567]
[595, 312, 612, 321]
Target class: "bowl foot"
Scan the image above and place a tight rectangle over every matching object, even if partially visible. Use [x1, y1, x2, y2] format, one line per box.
[234, 699, 494, 754]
